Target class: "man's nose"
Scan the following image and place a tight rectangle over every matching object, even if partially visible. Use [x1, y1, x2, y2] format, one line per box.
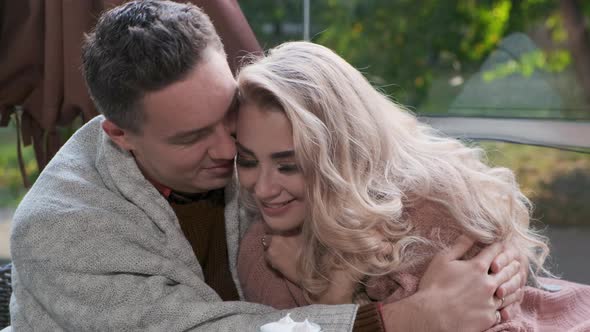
[209, 123, 236, 160]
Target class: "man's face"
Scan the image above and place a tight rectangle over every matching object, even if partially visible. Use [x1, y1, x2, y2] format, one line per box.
[120, 48, 238, 193]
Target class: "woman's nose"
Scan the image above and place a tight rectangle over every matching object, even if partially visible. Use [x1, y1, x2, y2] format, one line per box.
[254, 170, 280, 200]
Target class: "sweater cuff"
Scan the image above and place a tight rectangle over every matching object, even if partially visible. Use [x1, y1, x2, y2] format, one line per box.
[352, 303, 385, 332]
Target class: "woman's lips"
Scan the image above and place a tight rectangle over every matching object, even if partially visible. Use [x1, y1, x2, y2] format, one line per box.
[260, 199, 296, 217]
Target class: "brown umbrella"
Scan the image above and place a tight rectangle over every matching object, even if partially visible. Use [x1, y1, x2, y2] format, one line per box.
[0, 0, 261, 186]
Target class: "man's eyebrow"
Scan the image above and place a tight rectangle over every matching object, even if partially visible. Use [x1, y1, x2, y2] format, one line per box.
[167, 126, 211, 142]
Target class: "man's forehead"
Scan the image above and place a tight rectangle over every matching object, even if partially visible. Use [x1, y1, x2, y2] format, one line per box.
[140, 53, 237, 134]
[171, 89, 239, 136]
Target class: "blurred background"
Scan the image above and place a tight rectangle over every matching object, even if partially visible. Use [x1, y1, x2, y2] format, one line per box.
[1, 0, 589, 283]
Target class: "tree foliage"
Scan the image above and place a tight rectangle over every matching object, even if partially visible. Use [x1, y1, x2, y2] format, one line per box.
[240, 0, 590, 116]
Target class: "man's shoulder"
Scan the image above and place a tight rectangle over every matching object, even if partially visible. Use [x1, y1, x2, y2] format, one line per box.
[14, 115, 125, 219]
[11, 177, 130, 235]
[15, 118, 108, 216]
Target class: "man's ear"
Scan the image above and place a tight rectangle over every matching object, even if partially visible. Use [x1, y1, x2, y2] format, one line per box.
[101, 119, 135, 151]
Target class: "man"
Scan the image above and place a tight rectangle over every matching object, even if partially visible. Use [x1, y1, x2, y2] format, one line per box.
[8, 1, 525, 331]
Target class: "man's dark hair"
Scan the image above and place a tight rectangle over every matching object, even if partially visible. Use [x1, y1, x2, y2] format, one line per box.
[82, 0, 224, 133]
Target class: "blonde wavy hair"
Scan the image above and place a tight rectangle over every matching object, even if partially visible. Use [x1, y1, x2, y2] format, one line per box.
[237, 41, 550, 301]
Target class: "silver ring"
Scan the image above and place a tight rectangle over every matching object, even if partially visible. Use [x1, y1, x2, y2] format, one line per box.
[495, 310, 502, 324]
[260, 235, 269, 250]
[261, 236, 268, 249]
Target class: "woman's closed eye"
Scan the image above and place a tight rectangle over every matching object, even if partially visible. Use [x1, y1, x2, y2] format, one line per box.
[236, 155, 258, 168]
[278, 163, 299, 174]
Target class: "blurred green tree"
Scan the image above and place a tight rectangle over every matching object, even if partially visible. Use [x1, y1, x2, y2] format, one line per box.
[241, 0, 590, 115]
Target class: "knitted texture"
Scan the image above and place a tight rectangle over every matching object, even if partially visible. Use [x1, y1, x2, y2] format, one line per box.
[172, 200, 240, 301]
[9, 116, 358, 331]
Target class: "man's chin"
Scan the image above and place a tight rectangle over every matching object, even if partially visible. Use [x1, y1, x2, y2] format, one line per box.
[185, 177, 230, 193]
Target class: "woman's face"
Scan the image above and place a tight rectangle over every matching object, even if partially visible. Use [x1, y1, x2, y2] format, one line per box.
[236, 102, 307, 233]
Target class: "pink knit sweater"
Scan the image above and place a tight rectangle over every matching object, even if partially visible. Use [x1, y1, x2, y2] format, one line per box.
[237, 200, 590, 331]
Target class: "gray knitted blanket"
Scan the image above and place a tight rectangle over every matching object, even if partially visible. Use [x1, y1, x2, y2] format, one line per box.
[8, 116, 356, 331]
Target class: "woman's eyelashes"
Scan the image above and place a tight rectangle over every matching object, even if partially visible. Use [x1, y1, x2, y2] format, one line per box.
[236, 154, 299, 174]
[236, 154, 258, 168]
[277, 163, 299, 174]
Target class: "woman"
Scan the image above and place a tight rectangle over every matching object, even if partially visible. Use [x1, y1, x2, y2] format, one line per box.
[235, 41, 590, 331]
